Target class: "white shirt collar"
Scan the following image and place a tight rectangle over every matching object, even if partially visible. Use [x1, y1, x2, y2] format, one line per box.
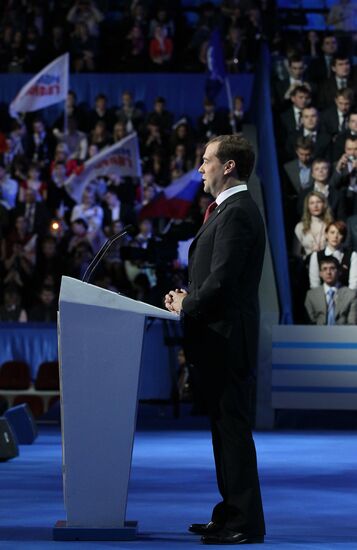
[323, 283, 338, 296]
[216, 183, 248, 206]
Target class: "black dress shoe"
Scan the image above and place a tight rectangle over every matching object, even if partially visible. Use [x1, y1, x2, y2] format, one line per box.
[188, 521, 223, 535]
[201, 528, 264, 545]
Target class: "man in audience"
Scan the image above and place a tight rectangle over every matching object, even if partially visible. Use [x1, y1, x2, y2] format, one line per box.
[307, 33, 338, 83]
[332, 136, 357, 217]
[318, 53, 357, 110]
[280, 84, 311, 138]
[321, 88, 353, 140]
[273, 55, 313, 109]
[283, 137, 314, 195]
[286, 106, 331, 161]
[305, 256, 357, 325]
[333, 109, 357, 161]
[29, 285, 58, 322]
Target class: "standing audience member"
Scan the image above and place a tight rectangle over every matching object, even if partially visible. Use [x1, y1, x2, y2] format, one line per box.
[294, 191, 333, 258]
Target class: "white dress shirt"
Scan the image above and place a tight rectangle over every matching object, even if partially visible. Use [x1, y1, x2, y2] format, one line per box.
[309, 246, 357, 289]
[216, 183, 248, 206]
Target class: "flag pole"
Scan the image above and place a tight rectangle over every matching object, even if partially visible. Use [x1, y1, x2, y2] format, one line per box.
[224, 76, 237, 134]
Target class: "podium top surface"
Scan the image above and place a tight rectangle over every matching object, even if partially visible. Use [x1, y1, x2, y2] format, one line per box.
[59, 276, 179, 321]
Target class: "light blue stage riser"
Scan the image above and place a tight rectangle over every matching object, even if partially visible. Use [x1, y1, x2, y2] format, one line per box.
[272, 325, 357, 410]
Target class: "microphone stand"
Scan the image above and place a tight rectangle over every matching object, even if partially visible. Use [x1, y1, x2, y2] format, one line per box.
[82, 225, 133, 284]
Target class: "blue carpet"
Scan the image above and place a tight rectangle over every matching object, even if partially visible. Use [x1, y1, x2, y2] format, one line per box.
[1, 423, 357, 549]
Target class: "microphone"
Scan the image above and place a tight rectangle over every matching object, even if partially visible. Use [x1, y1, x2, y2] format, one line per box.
[82, 225, 134, 284]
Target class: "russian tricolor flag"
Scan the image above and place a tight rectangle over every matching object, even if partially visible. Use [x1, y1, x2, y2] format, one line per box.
[140, 169, 202, 220]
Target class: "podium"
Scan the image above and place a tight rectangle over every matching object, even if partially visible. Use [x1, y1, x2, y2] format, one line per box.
[53, 276, 178, 541]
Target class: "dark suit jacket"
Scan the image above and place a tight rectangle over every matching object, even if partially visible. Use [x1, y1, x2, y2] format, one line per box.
[286, 128, 331, 161]
[15, 202, 51, 237]
[321, 105, 346, 138]
[345, 215, 357, 251]
[332, 130, 357, 162]
[318, 74, 357, 111]
[307, 55, 331, 84]
[182, 190, 266, 374]
[283, 159, 313, 195]
[280, 106, 301, 137]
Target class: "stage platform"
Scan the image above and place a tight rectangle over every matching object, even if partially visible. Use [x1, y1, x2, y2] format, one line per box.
[1, 407, 357, 549]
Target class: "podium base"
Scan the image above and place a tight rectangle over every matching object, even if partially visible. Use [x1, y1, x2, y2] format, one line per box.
[53, 520, 138, 541]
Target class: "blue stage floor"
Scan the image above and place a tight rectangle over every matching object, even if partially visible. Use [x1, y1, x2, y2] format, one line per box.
[1, 422, 357, 549]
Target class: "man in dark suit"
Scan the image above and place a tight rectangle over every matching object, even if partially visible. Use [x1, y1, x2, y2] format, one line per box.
[321, 88, 353, 140]
[273, 55, 314, 110]
[333, 109, 357, 161]
[306, 33, 338, 84]
[165, 135, 266, 545]
[331, 136, 357, 217]
[318, 53, 357, 110]
[286, 106, 331, 161]
[280, 84, 311, 138]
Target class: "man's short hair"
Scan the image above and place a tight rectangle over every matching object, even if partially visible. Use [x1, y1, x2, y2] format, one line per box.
[288, 54, 303, 66]
[290, 84, 311, 97]
[295, 136, 314, 151]
[348, 109, 357, 120]
[319, 255, 340, 270]
[335, 87, 354, 101]
[312, 158, 330, 169]
[207, 135, 255, 181]
[331, 52, 350, 66]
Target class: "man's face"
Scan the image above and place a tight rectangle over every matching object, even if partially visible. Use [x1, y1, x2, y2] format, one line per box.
[96, 97, 106, 111]
[296, 147, 312, 164]
[312, 162, 329, 182]
[302, 108, 318, 130]
[33, 121, 44, 134]
[292, 91, 310, 110]
[322, 36, 337, 55]
[41, 290, 55, 306]
[199, 142, 226, 198]
[289, 61, 304, 79]
[345, 139, 357, 158]
[335, 96, 351, 114]
[319, 262, 339, 286]
[332, 58, 350, 78]
[348, 114, 357, 133]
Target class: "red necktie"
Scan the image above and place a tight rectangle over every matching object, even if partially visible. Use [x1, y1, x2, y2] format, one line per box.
[203, 201, 217, 223]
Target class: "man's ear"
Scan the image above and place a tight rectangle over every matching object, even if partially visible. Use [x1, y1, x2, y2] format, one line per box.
[224, 160, 235, 175]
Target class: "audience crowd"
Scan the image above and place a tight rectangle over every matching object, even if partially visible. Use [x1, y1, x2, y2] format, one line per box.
[0, 0, 356, 327]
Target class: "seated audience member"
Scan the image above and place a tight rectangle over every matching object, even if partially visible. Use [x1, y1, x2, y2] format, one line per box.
[18, 163, 47, 202]
[1, 215, 37, 287]
[0, 284, 27, 322]
[305, 256, 357, 325]
[50, 143, 79, 176]
[34, 236, 63, 292]
[70, 22, 97, 72]
[16, 188, 50, 236]
[332, 136, 357, 217]
[273, 55, 313, 109]
[87, 93, 113, 133]
[306, 33, 338, 84]
[70, 185, 104, 237]
[66, 0, 104, 37]
[280, 85, 311, 138]
[283, 136, 313, 195]
[170, 144, 193, 174]
[298, 158, 345, 219]
[229, 95, 246, 134]
[146, 97, 173, 137]
[294, 191, 333, 258]
[102, 186, 136, 234]
[197, 99, 230, 142]
[25, 118, 54, 167]
[28, 285, 57, 322]
[66, 218, 91, 254]
[121, 24, 147, 71]
[113, 90, 144, 134]
[333, 109, 357, 161]
[309, 221, 357, 289]
[0, 161, 18, 209]
[149, 25, 173, 69]
[112, 122, 128, 143]
[89, 120, 111, 150]
[54, 116, 88, 161]
[286, 106, 331, 161]
[170, 121, 195, 157]
[318, 53, 357, 110]
[47, 161, 76, 222]
[321, 88, 353, 140]
[224, 26, 249, 74]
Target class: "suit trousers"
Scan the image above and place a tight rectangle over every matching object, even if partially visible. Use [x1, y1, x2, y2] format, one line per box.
[191, 329, 266, 535]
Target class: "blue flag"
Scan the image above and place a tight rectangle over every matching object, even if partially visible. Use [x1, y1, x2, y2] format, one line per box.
[205, 29, 226, 101]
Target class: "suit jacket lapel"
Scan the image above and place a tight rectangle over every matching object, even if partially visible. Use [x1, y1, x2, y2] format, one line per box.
[191, 190, 249, 246]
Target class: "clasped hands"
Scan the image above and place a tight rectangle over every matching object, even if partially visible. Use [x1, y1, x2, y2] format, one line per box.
[164, 288, 188, 315]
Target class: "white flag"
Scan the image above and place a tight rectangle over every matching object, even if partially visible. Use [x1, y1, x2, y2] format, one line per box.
[9, 53, 69, 118]
[64, 133, 142, 203]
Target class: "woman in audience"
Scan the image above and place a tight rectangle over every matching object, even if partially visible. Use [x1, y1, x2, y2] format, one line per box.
[309, 220, 357, 289]
[18, 163, 47, 202]
[294, 191, 334, 258]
